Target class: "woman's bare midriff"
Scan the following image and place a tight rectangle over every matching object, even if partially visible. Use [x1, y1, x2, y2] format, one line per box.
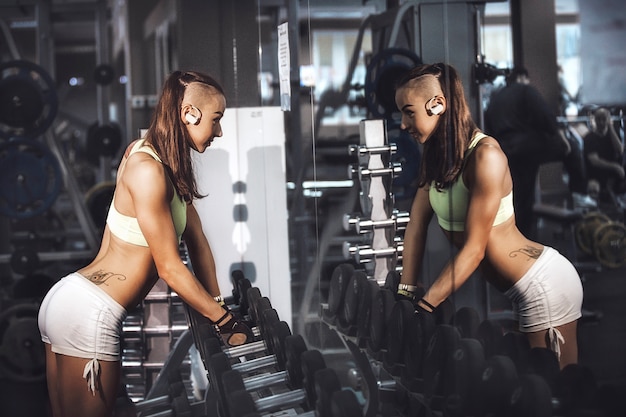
[78, 235, 161, 311]
[443, 216, 543, 292]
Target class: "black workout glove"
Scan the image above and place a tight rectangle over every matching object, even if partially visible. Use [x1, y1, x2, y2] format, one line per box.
[414, 298, 436, 315]
[396, 284, 434, 315]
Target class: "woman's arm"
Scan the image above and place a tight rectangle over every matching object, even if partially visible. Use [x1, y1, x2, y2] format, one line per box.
[399, 186, 434, 288]
[183, 203, 221, 297]
[128, 155, 225, 321]
[422, 142, 507, 307]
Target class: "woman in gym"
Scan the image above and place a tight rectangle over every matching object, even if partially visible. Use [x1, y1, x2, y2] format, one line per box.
[38, 70, 252, 417]
[394, 63, 583, 369]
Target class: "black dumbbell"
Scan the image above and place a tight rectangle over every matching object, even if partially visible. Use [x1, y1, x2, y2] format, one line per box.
[213, 333, 308, 416]
[336, 270, 370, 337]
[134, 372, 193, 416]
[224, 349, 328, 416]
[422, 324, 462, 403]
[206, 320, 296, 415]
[474, 354, 520, 416]
[323, 263, 355, 326]
[367, 287, 397, 357]
[507, 363, 603, 417]
[401, 304, 437, 390]
[450, 306, 481, 339]
[330, 389, 364, 417]
[355, 276, 382, 347]
[476, 318, 505, 358]
[439, 338, 486, 417]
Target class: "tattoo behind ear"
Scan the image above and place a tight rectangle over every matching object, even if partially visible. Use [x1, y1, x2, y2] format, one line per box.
[509, 246, 542, 260]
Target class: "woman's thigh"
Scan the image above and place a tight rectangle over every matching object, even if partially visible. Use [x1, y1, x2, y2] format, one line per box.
[55, 354, 121, 417]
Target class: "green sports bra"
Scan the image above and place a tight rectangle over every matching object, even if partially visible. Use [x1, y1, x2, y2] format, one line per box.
[106, 139, 187, 246]
[429, 132, 513, 232]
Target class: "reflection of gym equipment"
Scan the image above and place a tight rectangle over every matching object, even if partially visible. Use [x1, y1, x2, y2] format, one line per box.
[0, 138, 63, 219]
[0, 60, 58, 140]
[364, 47, 422, 120]
[574, 212, 626, 269]
[0, 303, 46, 383]
[0, 59, 101, 275]
[343, 119, 403, 283]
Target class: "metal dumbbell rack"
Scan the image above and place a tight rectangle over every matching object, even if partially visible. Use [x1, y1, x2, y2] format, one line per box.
[120, 243, 192, 402]
[343, 119, 405, 284]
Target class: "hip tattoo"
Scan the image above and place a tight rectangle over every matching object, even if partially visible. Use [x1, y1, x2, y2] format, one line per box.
[85, 270, 127, 286]
[508, 246, 542, 260]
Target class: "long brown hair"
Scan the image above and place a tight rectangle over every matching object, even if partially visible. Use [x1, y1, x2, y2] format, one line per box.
[396, 63, 477, 189]
[144, 70, 225, 202]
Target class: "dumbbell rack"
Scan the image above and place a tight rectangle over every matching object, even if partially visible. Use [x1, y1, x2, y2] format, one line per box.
[120, 242, 192, 403]
[343, 119, 405, 284]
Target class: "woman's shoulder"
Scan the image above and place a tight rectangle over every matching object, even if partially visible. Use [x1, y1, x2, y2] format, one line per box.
[466, 135, 509, 176]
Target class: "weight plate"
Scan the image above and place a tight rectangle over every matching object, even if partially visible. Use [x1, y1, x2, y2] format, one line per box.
[260, 308, 280, 341]
[364, 48, 422, 119]
[339, 270, 366, 330]
[367, 288, 395, 353]
[592, 221, 626, 269]
[477, 355, 519, 415]
[9, 247, 40, 275]
[525, 347, 560, 390]
[301, 349, 327, 410]
[404, 307, 436, 380]
[574, 211, 610, 255]
[0, 60, 58, 139]
[230, 270, 246, 303]
[314, 368, 342, 417]
[0, 138, 63, 219]
[281, 334, 306, 382]
[330, 389, 363, 417]
[385, 299, 413, 365]
[422, 324, 461, 401]
[327, 263, 354, 316]
[356, 279, 379, 343]
[87, 123, 122, 158]
[285, 335, 308, 389]
[477, 319, 504, 358]
[267, 320, 290, 363]
[85, 181, 115, 230]
[451, 306, 481, 339]
[93, 64, 115, 86]
[442, 338, 486, 417]
[554, 363, 599, 412]
[0, 303, 46, 383]
[246, 287, 262, 325]
[509, 374, 552, 417]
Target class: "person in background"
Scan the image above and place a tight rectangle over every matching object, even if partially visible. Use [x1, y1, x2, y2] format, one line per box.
[395, 63, 583, 370]
[38, 70, 252, 417]
[583, 107, 626, 209]
[484, 67, 594, 236]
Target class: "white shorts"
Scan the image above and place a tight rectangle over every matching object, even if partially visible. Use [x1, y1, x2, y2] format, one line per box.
[504, 246, 583, 332]
[38, 272, 127, 360]
[38, 272, 128, 394]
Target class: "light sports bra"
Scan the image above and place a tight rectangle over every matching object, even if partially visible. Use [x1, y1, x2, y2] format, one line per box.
[106, 139, 187, 246]
[429, 132, 514, 232]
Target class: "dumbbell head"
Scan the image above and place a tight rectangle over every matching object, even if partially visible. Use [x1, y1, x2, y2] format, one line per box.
[314, 368, 342, 417]
[224, 348, 327, 415]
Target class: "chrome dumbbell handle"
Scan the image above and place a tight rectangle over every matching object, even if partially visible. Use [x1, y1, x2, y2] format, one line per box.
[343, 211, 410, 233]
[348, 143, 397, 156]
[342, 242, 404, 263]
[349, 162, 402, 179]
